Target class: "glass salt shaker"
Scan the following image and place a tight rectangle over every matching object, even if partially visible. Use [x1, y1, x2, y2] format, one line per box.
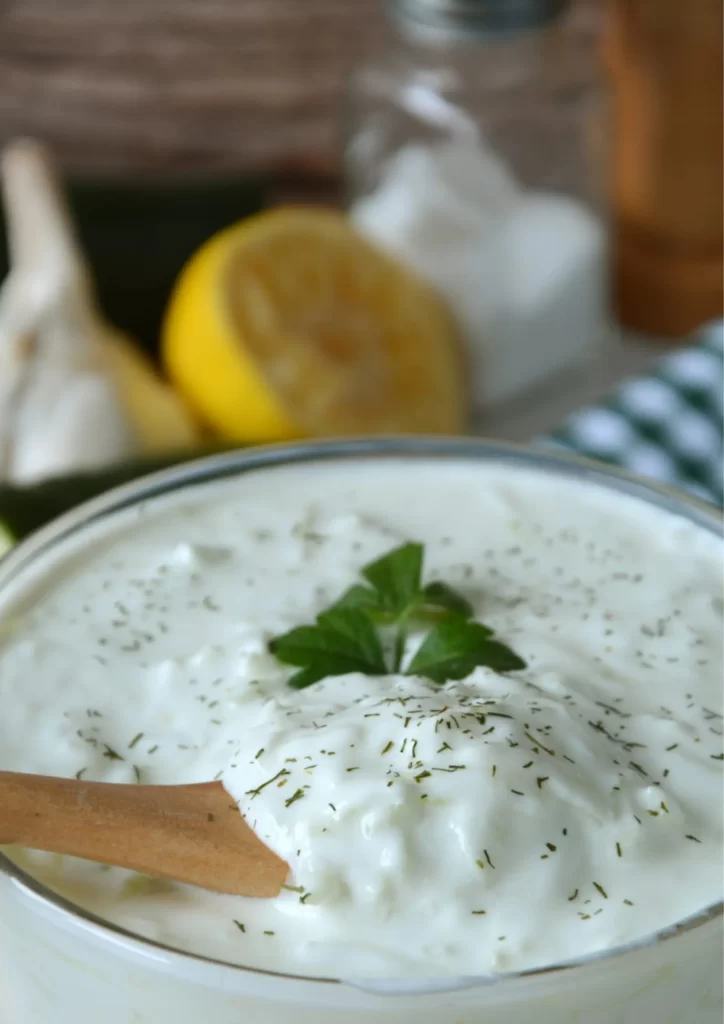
[345, 0, 609, 419]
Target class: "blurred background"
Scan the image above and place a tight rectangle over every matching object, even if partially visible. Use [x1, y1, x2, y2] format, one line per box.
[0, 0, 721, 532]
[0, 0, 599, 181]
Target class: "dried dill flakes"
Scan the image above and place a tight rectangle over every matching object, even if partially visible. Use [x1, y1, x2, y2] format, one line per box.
[246, 769, 290, 798]
[233, 920, 246, 933]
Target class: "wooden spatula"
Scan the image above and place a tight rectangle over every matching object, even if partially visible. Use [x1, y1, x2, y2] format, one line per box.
[0, 770, 289, 897]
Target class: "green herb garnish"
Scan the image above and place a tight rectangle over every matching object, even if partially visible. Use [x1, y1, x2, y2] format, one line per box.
[270, 543, 526, 688]
[406, 617, 525, 682]
[269, 607, 386, 690]
[334, 542, 474, 670]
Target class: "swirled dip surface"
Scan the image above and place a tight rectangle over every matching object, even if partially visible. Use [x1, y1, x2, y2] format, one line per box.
[0, 459, 721, 978]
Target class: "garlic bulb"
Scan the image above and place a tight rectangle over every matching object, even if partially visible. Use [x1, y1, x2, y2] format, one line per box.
[0, 139, 201, 486]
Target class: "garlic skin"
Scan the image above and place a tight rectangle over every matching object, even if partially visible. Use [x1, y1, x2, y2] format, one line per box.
[0, 139, 201, 486]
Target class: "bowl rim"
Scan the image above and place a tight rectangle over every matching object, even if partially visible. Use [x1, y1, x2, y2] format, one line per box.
[0, 435, 721, 993]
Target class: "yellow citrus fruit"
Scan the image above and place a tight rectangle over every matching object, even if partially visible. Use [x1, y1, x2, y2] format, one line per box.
[162, 207, 467, 443]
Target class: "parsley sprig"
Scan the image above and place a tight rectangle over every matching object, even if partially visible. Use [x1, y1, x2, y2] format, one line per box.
[269, 543, 526, 688]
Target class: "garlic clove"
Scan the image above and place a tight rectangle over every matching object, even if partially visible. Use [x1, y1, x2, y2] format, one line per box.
[0, 139, 202, 485]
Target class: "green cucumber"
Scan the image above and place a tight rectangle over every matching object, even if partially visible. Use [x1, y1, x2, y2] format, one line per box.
[0, 447, 235, 541]
[0, 520, 13, 555]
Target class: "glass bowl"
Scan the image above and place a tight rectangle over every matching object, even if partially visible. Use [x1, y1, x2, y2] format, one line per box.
[0, 438, 721, 1024]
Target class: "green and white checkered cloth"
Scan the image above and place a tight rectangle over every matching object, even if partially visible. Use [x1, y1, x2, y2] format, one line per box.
[547, 323, 724, 508]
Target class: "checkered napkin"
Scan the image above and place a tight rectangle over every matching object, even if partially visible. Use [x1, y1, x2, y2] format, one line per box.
[546, 323, 724, 508]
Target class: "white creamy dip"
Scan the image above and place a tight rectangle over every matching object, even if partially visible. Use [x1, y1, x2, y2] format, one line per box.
[0, 458, 721, 979]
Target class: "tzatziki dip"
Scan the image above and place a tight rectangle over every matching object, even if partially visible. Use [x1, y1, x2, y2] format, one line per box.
[0, 457, 721, 979]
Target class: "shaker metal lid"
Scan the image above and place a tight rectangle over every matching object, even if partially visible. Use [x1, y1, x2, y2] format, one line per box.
[390, 0, 569, 41]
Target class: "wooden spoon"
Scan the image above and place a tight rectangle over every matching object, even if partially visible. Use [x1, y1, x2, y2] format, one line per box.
[0, 771, 289, 897]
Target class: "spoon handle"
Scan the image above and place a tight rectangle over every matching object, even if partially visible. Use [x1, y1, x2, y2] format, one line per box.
[0, 770, 288, 897]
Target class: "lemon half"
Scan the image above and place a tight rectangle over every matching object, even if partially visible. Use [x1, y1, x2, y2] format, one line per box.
[162, 208, 467, 443]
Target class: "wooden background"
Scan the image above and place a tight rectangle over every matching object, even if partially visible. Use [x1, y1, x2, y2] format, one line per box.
[0, 0, 602, 181]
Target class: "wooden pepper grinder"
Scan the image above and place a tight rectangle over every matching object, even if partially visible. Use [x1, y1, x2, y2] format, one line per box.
[606, 0, 723, 337]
